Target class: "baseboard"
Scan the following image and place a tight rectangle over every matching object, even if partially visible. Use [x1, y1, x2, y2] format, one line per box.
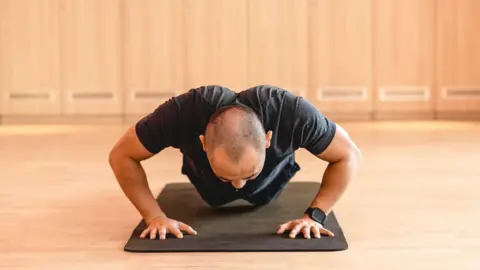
[1, 111, 479, 125]
[435, 111, 480, 120]
[123, 115, 144, 125]
[1, 113, 373, 124]
[328, 111, 480, 121]
[373, 111, 435, 120]
[0, 115, 124, 125]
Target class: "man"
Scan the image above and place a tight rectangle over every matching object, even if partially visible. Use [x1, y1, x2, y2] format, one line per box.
[109, 85, 361, 240]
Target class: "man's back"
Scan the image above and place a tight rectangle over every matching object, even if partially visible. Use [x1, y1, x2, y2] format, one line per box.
[134, 85, 336, 204]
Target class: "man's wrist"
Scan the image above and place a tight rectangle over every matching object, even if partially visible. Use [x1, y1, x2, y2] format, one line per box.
[304, 206, 328, 225]
[309, 198, 332, 215]
[145, 212, 167, 224]
[303, 213, 312, 220]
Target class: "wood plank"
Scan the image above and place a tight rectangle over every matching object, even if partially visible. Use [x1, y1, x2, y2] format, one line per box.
[123, 0, 184, 115]
[436, 0, 480, 112]
[0, 0, 61, 115]
[248, 0, 308, 97]
[309, 0, 373, 116]
[183, 0, 248, 92]
[60, 0, 122, 115]
[373, 0, 435, 118]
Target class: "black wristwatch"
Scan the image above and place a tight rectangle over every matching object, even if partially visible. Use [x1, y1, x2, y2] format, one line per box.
[304, 207, 327, 225]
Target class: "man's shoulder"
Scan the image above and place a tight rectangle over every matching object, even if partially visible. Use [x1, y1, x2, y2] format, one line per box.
[240, 85, 298, 99]
[178, 84, 305, 116]
[187, 85, 238, 106]
[188, 84, 300, 107]
[238, 85, 304, 113]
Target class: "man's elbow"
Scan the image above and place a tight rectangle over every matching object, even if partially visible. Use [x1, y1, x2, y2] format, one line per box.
[108, 144, 125, 169]
[108, 147, 119, 168]
[352, 143, 362, 161]
[108, 142, 148, 169]
[346, 144, 362, 166]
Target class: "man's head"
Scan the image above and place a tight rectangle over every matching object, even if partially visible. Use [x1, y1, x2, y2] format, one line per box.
[199, 105, 273, 190]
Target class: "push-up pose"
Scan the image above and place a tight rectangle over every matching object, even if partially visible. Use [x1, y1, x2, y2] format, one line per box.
[109, 85, 361, 240]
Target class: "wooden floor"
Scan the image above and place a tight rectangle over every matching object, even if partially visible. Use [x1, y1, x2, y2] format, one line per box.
[0, 121, 479, 270]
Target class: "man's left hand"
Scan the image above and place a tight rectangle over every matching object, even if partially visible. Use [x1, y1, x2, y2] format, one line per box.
[277, 215, 334, 239]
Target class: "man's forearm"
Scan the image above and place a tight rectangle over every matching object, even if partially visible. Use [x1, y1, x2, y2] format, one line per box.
[309, 153, 360, 215]
[109, 154, 166, 222]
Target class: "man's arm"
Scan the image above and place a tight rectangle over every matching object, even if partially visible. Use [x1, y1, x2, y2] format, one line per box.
[308, 124, 362, 215]
[108, 125, 166, 223]
[277, 97, 361, 238]
[277, 123, 361, 238]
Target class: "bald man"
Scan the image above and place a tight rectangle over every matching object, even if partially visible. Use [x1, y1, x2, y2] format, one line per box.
[109, 85, 361, 240]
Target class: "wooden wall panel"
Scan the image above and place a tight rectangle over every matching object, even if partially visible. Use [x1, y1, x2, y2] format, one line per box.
[0, 0, 61, 116]
[373, 0, 435, 119]
[436, 0, 480, 115]
[3, 0, 480, 123]
[309, 0, 373, 118]
[123, 0, 184, 115]
[247, 0, 308, 97]
[183, 0, 248, 92]
[60, 0, 122, 115]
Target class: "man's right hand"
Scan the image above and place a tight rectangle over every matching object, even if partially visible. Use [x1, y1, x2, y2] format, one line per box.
[109, 126, 197, 240]
[140, 216, 197, 240]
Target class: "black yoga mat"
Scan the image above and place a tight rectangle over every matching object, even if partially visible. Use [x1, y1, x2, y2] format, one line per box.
[124, 181, 348, 252]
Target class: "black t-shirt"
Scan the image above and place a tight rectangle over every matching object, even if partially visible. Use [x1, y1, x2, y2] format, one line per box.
[135, 85, 336, 204]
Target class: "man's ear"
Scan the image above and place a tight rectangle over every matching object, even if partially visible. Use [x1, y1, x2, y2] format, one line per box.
[265, 131, 273, 149]
[199, 135, 207, 152]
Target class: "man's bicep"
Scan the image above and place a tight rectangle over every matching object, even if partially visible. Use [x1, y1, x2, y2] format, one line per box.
[110, 125, 156, 162]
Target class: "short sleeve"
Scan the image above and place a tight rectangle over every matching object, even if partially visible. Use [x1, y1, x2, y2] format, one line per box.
[293, 98, 337, 155]
[135, 90, 197, 154]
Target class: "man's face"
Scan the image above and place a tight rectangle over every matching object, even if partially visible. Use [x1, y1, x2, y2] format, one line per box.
[209, 146, 265, 189]
[199, 131, 272, 190]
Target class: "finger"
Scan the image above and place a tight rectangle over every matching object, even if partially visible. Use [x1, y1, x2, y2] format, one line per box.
[311, 226, 321, 238]
[179, 223, 197, 235]
[158, 228, 167, 240]
[170, 227, 184, 239]
[320, 227, 335, 237]
[140, 229, 150, 239]
[289, 223, 304, 239]
[140, 227, 151, 239]
[277, 221, 292, 235]
[149, 228, 158, 240]
[302, 226, 311, 239]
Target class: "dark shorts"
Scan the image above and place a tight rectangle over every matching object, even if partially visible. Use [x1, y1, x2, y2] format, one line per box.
[182, 155, 301, 207]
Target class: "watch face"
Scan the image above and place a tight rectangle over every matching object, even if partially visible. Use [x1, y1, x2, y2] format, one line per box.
[312, 209, 326, 222]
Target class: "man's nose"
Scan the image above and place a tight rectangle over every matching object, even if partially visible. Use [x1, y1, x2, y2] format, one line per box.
[231, 180, 246, 189]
